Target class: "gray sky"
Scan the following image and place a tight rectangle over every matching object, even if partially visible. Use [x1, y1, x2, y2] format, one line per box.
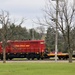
[0, 0, 73, 29]
[0, 0, 46, 29]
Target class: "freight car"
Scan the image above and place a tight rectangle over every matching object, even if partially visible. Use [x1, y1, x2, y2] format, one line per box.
[0, 40, 46, 60]
[47, 52, 69, 60]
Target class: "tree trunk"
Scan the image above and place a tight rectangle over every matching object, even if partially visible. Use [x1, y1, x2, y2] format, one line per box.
[67, 25, 72, 63]
[3, 48, 6, 63]
[68, 50, 72, 63]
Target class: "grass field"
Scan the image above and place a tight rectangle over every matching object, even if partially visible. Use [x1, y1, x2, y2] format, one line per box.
[0, 62, 75, 75]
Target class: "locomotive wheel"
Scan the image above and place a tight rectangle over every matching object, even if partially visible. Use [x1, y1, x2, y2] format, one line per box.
[26, 54, 30, 60]
[41, 57, 44, 60]
[58, 57, 62, 60]
[31, 54, 35, 60]
[9, 57, 13, 60]
[37, 57, 40, 60]
[1, 58, 3, 60]
[6, 58, 8, 60]
[27, 57, 30, 60]
[32, 57, 34, 60]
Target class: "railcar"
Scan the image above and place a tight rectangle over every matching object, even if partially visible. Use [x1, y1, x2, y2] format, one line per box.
[0, 40, 45, 60]
[47, 52, 69, 60]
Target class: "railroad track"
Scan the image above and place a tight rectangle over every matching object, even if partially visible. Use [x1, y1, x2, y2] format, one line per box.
[0, 58, 75, 63]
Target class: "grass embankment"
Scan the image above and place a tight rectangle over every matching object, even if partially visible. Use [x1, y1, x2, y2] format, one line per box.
[0, 62, 75, 75]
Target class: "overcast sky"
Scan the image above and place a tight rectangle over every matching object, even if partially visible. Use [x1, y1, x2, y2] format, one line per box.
[0, 0, 73, 29]
[0, 0, 46, 29]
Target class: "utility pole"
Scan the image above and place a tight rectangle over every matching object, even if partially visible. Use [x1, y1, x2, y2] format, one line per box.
[52, 0, 59, 62]
[52, 0, 65, 62]
[55, 0, 59, 62]
[52, 0, 64, 62]
[74, 0, 75, 9]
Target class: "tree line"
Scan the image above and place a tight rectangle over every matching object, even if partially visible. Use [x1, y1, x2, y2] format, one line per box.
[45, 27, 75, 53]
[0, 24, 42, 41]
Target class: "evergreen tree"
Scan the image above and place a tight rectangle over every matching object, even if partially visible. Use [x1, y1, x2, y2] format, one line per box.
[45, 27, 55, 52]
[29, 28, 41, 40]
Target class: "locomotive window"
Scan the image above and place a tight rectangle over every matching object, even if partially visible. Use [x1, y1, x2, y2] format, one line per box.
[40, 42, 44, 44]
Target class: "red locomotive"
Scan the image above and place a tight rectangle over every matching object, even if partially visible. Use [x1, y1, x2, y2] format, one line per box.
[0, 40, 46, 60]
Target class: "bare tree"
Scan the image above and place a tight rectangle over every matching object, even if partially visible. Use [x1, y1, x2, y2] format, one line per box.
[36, 0, 75, 63]
[57, 0, 75, 63]
[0, 10, 24, 63]
[36, 26, 45, 39]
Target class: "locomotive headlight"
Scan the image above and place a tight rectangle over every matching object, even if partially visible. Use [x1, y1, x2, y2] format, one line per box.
[37, 52, 39, 54]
